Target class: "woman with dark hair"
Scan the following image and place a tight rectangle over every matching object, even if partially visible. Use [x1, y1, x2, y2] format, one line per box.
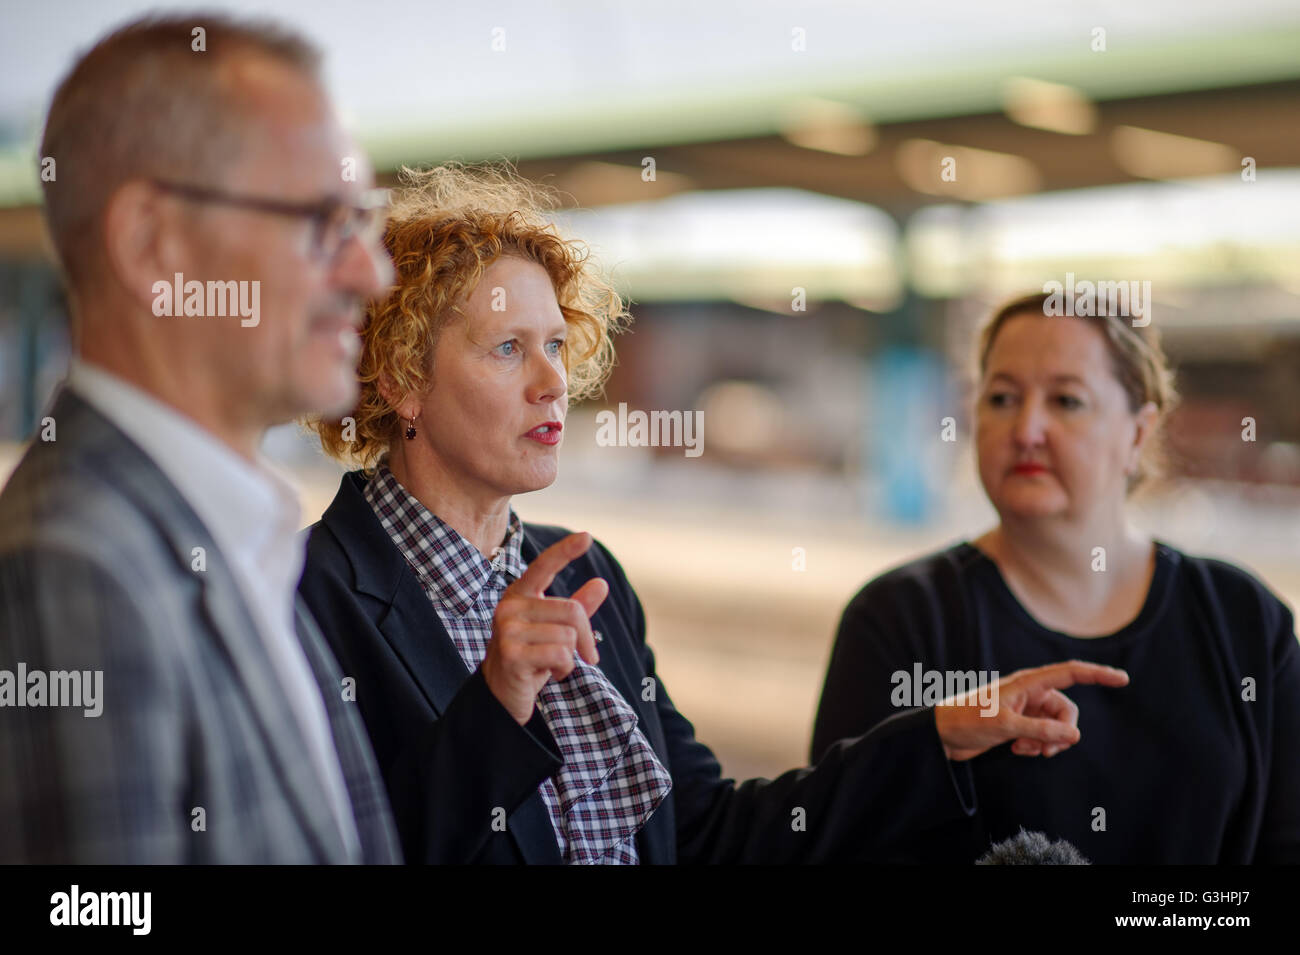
[812, 291, 1300, 863]
[299, 168, 1128, 864]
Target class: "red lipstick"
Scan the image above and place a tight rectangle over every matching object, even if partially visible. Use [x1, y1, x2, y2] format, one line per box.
[524, 421, 563, 446]
[1012, 462, 1048, 476]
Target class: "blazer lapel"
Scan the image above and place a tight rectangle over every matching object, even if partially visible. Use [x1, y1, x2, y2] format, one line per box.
[53, 390, 351, 862]
[375, 544, 566, 866]
[322, 472, 563, 864]
[323, 472, 473, 718]
[294, 599, 402, 863]
[196, 560, 349, 862]
[378, 571, 474, 718]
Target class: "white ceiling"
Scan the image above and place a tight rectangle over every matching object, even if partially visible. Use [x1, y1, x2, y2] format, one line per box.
[3, 0, 1299, 141]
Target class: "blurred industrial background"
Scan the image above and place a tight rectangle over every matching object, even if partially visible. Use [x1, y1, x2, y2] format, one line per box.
[2, 0, 1298, 779]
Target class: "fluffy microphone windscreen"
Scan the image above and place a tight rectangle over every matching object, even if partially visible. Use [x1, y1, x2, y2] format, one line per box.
[976, 828, 1090, 865]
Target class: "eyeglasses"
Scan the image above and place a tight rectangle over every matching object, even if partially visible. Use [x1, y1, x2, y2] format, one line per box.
[150, 178, 391, 260]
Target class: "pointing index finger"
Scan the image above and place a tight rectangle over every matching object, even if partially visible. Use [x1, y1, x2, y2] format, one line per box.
[1027, 660, 1130, 693]
[507, 532, 593, 598]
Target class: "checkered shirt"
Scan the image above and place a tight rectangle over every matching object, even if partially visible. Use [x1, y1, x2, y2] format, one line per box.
[364, 465, 672, 864]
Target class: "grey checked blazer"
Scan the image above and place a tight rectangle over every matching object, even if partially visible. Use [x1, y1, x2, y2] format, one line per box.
[0, 388, 401, 863]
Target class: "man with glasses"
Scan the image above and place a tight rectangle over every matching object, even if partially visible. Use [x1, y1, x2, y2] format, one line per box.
[0, 14, 400, 862]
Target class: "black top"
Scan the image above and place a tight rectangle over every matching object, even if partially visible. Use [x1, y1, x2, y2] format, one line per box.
[298, 471, 979, 863]
[811, 541, 1300, 863]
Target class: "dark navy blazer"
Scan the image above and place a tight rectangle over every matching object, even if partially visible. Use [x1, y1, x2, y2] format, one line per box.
[298, 470, 976, 863]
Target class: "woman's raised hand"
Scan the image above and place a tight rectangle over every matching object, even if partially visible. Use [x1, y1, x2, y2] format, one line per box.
[481, 532, 610, 724]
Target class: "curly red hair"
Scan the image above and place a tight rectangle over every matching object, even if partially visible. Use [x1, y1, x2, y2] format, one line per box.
[309, 163, 629, 469]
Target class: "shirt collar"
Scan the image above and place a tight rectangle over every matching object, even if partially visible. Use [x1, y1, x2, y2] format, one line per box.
[365, 464, 524, 616]
[64, 357, 302, 572]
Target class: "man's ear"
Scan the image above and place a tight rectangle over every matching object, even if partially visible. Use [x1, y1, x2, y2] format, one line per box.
[101, 180, 186, 312]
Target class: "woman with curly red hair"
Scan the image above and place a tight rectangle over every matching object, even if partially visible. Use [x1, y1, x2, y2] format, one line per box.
[297, 164, 1128, 864]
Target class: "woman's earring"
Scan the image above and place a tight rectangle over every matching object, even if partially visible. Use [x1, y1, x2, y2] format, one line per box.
[405, 417, 417, 440]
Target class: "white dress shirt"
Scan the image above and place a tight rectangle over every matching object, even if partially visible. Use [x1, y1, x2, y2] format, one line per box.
[66, 358, 362, 861]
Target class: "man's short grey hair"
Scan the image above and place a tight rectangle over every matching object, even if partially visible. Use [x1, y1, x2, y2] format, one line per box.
[39, 12, 323, 290]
